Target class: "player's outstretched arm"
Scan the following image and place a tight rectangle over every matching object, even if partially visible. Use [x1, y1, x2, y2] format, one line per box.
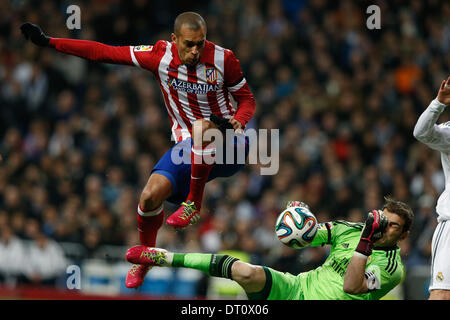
[20, 22, 134, 66]
[413, 77, 450, 149]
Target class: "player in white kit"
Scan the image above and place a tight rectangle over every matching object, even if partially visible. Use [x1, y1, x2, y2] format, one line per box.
[413, 76, 450, 300]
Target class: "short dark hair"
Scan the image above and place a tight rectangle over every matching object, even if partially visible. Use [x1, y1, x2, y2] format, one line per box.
[174, 12, 206, 35]
[382, 196, 414, 233]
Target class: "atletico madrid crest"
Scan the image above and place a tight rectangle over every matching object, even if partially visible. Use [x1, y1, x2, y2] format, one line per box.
[205, 67, 218, 84]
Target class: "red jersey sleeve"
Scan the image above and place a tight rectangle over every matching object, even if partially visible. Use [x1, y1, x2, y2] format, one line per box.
[129, 40, 167, 74]
[49, 38, 133, 65]
[223, 49, 256, 127]
[48, 38, 167, 74]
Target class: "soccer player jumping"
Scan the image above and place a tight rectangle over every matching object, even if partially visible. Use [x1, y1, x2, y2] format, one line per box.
[20, 12, 256, 288]
[126, 197, 413, 300]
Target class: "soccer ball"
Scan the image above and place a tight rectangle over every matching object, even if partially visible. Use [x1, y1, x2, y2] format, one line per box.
[275, 206, 318, 249]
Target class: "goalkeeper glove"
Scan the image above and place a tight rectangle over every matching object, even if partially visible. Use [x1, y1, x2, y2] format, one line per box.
[286, 201, 310, 210]
[355, 210, 388, 257]
[20, 22, 50, 47]
[210, 114, 234, 134]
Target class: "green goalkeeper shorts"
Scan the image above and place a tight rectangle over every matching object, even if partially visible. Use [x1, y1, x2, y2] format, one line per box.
[247, 267, 305, 300]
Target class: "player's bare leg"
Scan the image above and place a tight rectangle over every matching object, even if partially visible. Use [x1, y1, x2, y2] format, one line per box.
[429, 289, 450, 300]
[125, 173, 172, 289]
[167, 119, 218, 229]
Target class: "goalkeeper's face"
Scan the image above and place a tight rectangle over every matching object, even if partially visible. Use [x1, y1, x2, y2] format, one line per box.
[374, 209, 409, 247]
[172, 24, 206, 66]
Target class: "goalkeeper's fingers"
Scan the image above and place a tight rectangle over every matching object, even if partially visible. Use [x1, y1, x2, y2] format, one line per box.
[286, 201, 309, 209]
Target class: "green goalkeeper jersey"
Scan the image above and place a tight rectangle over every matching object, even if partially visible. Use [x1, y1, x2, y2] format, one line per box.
[296, 220, 404, 300]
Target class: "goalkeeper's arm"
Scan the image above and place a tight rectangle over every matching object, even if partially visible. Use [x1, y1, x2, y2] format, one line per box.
[20, 22, 134, 66]
[343, 210, 387, 294]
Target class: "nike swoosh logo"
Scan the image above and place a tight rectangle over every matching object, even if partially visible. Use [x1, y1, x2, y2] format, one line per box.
[191, 176, 202, 180]
[167, 68, 178, 72]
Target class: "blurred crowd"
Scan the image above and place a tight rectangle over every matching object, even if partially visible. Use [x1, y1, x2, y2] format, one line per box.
[0, 0, 449, 294]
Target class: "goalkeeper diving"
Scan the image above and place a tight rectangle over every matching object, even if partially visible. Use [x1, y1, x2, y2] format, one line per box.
[125, 196, 413, 300]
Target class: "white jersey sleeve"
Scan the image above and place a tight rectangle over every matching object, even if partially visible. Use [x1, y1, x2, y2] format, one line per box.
[413, 98, 450, 153]
[414, 98, 450, 220]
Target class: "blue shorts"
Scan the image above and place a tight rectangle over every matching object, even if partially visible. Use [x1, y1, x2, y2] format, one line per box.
[152, 136, 249, 204]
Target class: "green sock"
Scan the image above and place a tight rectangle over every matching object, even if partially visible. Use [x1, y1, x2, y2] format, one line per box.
[171, 253, 238, 279]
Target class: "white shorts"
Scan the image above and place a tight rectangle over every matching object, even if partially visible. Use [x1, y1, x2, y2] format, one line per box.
[429, 220, 450, 291]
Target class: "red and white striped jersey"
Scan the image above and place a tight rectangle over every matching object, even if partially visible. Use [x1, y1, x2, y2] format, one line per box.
[49, 38, 256, 142]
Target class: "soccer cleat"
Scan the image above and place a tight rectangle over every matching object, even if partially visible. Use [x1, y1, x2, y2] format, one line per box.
[166, 200, 200, 229]
[126, 245, 168, 266]
[125, 264, 151, 289]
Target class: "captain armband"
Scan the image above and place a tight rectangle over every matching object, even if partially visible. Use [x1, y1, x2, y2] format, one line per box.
[364, 270, 380, 291]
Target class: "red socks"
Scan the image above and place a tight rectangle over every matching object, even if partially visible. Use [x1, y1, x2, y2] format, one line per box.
[137, 203, 164, 247]
[186, 144, 215, 208]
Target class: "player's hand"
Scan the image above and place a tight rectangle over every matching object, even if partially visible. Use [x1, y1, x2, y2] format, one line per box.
[437, 76, 450, 106]
[361, 210, 388, 243]
[20, 22, 50, 47]
[355, 210, 388, 257]
[286, 201, 309, 210]
[210, 114, 234, 134]
[229, 117, 243, 134]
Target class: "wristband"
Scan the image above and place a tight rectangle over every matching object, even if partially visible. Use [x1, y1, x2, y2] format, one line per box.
[355, 239, 373, 257]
